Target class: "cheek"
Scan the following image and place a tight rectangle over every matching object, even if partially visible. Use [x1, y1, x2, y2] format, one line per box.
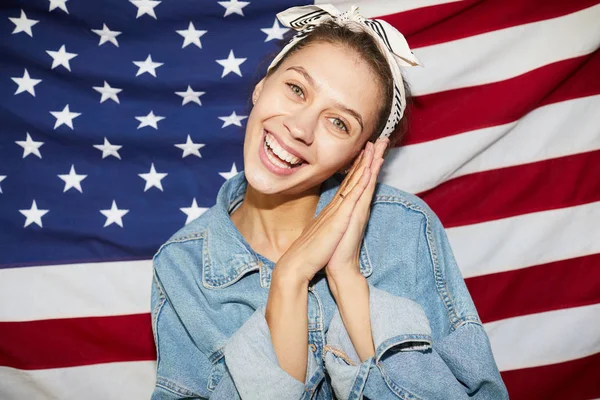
[315, 138, 355, 169]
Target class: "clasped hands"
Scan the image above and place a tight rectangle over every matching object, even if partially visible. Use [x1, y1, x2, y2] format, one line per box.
[274, 137, 389, 288]
[325, 138, 388, 283]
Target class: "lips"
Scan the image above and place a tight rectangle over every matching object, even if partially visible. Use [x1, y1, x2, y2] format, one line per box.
[258, 129, 308, 176]
[263, 129, 307, 165]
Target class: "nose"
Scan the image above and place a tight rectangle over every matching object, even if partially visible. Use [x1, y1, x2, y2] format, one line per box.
[282, 107, 317, 145]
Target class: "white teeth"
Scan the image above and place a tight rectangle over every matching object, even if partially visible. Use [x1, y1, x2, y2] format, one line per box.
[264, 137, 292, 169]
[265, 132, 303, 165]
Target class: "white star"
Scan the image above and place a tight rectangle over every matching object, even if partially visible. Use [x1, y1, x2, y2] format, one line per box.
[218, 111, 247, 128]
[9, 10, 39, 37]
[94, 137, 122, 159]
[219, 163, 239, 180]
[20, 200, 49, 228]
[91, 23, 121, 47]
[139, 163, 168, 192]
[58, 165, 87, 193]
[261, 18, 289, 42]
[218, 0, 250, 17]
[135, 110, 165, 130]
[174, 135, 205, 158]
[0, 175, 6, 194]
[175, 85, 205, 106]
[49, 0, 69, 14]
[130, 0, 161, 19]
[93, 81, 122, 104]
[50, 104, 81, 130]
[133, 54, 163, 77]
[180, 198, 208, 225]
[12, 69, 42, 97]
[216, 50, 246, 78]
[46, 44, 77, 71]
[176, 22, 207, 49]
[100, 200, 129, 228]
[16, 132, 44, 159]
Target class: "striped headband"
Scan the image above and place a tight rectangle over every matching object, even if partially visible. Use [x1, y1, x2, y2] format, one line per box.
[267, 4, 423, 140]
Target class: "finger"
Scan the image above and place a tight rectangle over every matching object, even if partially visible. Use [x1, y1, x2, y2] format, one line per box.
[350, 141, 387, 213]
[341, 165, 371, 208]
[357, 140, 386, 198]
[353, 155, 384, 220]
[337, 141, 370, 198]
[339, 148, 364, 192]
[325, 164, 370, 235]
[343, 142, 374, 194]
[374, 138, 389, 159]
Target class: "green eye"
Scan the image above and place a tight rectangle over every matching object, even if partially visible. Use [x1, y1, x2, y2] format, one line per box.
[329, 117, 348, 132]
[287, 83, 304, 98]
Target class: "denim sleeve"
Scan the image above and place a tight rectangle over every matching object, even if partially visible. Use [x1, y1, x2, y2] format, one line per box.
[324, 212, 509, 399]
[151, 248, 321, 400]
[223, 304, 322, 399]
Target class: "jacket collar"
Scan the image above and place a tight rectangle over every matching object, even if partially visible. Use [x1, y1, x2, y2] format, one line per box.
[203, 171, 373, 289]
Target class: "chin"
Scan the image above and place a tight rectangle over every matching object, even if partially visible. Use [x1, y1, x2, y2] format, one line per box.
[244, 164, 280, 194]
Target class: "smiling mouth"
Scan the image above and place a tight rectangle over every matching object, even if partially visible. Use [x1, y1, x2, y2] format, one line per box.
[263, 130, 306, 169]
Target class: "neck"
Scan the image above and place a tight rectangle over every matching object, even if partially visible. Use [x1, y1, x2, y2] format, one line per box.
[230, 183, 321, 261]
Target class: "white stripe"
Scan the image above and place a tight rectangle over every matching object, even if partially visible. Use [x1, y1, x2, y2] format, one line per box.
[0, 361, 155, 400]
[484, 303, 600, 371]
[383, 95, 600, 194]
[404, 4, 600, 96]
[0, 260, 152, 321]
[315, 0, 464, 17]
[447, 201, 600, 279]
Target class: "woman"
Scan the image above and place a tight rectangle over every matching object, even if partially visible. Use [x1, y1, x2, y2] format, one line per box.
[150, 4, 508, 399]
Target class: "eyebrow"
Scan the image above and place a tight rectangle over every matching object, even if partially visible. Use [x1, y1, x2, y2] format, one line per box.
[286, 66, 364, 132]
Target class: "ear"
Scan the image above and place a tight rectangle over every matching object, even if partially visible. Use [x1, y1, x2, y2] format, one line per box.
[252, 78, 265, 105]
[338, 144, 366, 174]
[337, 158, 354, 175]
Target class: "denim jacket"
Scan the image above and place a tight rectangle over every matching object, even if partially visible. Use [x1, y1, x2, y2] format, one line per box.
[150, 171, 509, 400]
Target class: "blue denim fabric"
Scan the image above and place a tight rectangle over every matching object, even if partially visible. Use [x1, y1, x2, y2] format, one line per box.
[150, 171, 509, 399]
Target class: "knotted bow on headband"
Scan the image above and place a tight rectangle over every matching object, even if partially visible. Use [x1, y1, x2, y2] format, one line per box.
[267, 4, 423, 140]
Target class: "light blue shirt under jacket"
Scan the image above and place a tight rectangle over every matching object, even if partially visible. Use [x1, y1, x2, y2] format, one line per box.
[150, 170, 509, 400]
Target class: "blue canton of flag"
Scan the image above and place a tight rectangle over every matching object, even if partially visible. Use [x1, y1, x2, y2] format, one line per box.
[0, 0, 304, 268]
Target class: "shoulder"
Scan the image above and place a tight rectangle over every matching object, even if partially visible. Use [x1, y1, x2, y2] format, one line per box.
[365, 182, 442, 287]
[151, 205, 217, 274]
[370, 181, 439, 227]
[369, 181, 453, 274]
[156, 204, 220, 249]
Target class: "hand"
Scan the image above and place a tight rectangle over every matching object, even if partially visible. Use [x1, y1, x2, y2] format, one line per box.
[325, 138, 389, 282]
[273, 142, 375, 285]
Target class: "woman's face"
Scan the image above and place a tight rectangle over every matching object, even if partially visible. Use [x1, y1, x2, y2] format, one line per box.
[243, 41, 383, 195]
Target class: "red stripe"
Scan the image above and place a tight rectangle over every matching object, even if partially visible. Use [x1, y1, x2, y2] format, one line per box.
[379, 0, 599, 49]
[466, 253, 600, 323]
[404, 50, 600, 145]
[418, 150, 600, 228]
[501, 352, 600, 400]
[0, 314, 155, 370]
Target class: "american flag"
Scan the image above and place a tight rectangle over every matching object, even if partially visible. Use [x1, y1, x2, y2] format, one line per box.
[1, 0, 599, 398]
